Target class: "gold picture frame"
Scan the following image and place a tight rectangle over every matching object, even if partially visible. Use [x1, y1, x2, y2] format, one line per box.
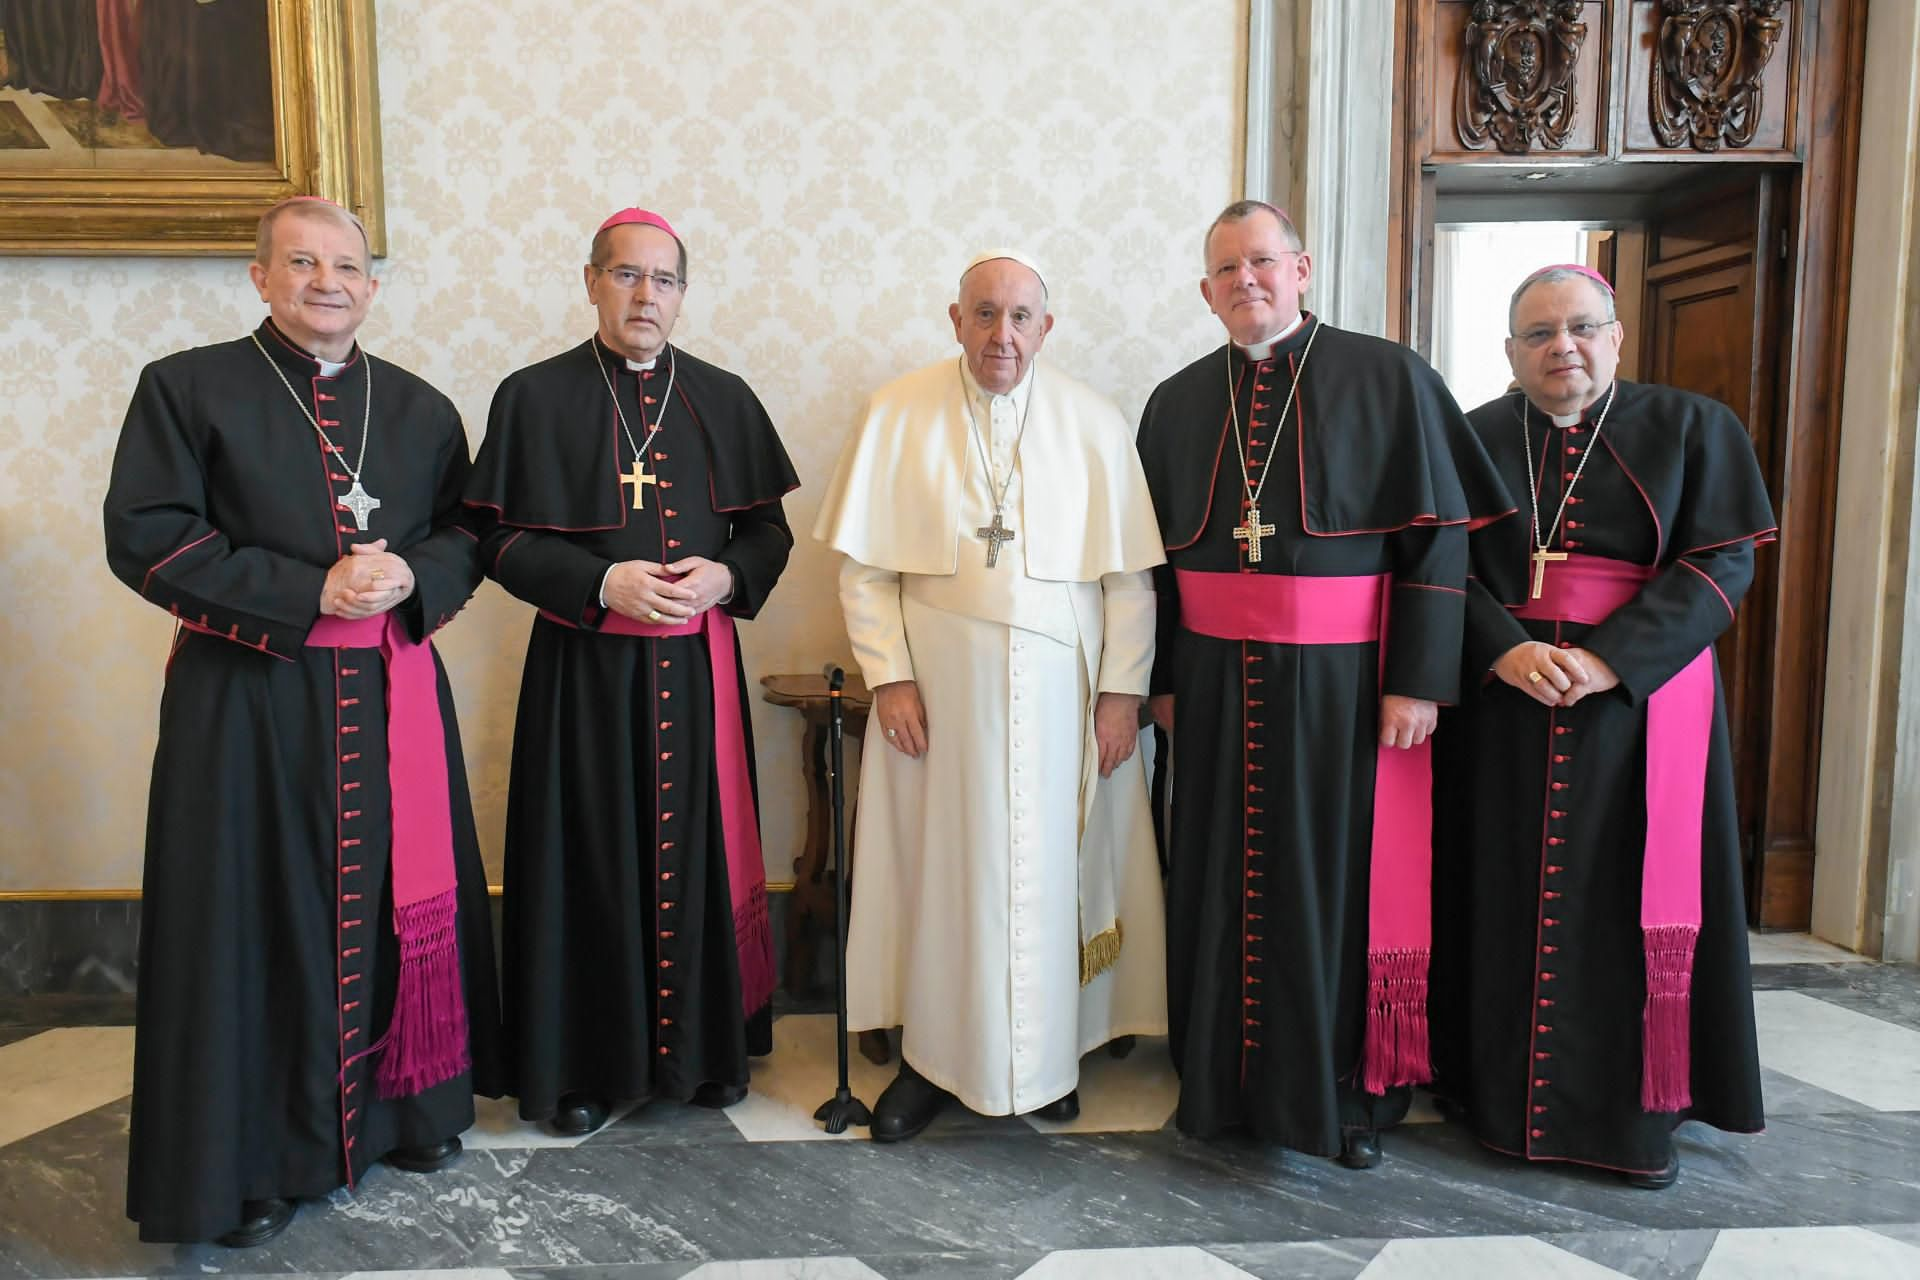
[0, 0, 384, 256]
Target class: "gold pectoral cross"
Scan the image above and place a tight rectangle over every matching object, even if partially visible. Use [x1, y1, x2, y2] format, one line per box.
[1530, 547, 1568, 599]
[622, 459, 658, 510]
[1233, 504, 1277, 564]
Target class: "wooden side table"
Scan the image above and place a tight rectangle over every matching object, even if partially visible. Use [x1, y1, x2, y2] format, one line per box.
[759, 672, 871, 1000]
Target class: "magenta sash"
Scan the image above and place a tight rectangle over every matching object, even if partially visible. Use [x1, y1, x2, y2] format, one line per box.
[541, 604, 776, 1020]
[1176, 569, 1434, 1094]
[1515, 553, 1712, 1113]
[306, 613, 469, 1099]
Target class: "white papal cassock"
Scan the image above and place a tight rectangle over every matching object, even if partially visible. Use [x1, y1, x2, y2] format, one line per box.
[813, 356, 1168, 1116]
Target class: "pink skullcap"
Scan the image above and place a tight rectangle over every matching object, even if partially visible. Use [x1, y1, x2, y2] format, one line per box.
[1529, 263, 1613, 295]
[597, 207, 679, 239]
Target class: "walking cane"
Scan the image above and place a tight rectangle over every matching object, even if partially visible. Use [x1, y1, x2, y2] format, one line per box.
[814, 664, 872, 1133]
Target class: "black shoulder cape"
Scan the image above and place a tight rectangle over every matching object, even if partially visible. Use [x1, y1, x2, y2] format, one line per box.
[467, 339, 798, 530]
[1464, 380, 1778, 608]
[1137, 316, 1513, 547]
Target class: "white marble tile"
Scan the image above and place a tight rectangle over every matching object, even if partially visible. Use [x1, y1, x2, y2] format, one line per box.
[0, 1027, 133, 1149]
[341, 1271, 519, 1280]
[684, 1261, 887, 1279]
[458, 1092, 646, 1151]
[724, 1013, 902, 1142]
[1018, 1245, 1258, 1278]
[1747, 932, 1870, 965]
[1752, 990, 1920, 1111]
[1358, 1237, 1630, 1279]
[1697, 1226, 1920, 1278]
[1020, 1037, 1179, 1135]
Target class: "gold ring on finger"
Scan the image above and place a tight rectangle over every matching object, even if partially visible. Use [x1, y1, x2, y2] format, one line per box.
[647, 609, 663, 623]
[1527, 670, 1544, 684]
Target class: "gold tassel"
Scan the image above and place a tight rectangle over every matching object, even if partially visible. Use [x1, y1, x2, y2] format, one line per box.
[1079, 920, 1125, 986]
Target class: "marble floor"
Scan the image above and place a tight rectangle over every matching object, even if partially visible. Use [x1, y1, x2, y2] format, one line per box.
[1, 937, 1915, 1279]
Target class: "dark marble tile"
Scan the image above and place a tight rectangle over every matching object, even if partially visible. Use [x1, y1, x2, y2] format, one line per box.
[851, 1253, 1041, 1278]
[1866, 1222, 1920, 1249]
[509, 1267, 702, 1280]
[0, 1026, 48, 1048]
[1751, 962, 1920, 1033]
[1760, 1065, 1876, 1117]
[0, 902, 140, 998]
[1544, 1228, 1718, 1279]
[1206, 1238, 1386, 1279]
[582, 1097, 748, 1148]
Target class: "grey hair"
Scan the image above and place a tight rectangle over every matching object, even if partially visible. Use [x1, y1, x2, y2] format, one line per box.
[1508, 266, 1616, 332]
[254, 198, 371, 266]
[1203, 199, 1304, 267]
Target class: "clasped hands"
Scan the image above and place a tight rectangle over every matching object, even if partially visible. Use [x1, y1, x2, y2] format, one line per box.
[1494, 640, 1620, 708]
[874, 681, 1144, 778]
[603, 556, 734, 622]
[320, 540, 414, 618]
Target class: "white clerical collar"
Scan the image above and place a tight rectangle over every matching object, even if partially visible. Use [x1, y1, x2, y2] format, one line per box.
[959, 357, 1036, 415]
[1549, 409, 1582, 428]
[1236, 311, 1307, 361]
[625, 356, 657, 372]
[316, 357, 347, 378]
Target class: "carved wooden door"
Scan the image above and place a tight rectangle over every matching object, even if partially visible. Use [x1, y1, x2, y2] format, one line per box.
[1606, 173, 1789, 917]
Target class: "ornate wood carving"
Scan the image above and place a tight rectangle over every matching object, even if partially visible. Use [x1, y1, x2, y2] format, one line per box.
[1650, 0, 1787, 152]
[1455, 1, 1587, 154]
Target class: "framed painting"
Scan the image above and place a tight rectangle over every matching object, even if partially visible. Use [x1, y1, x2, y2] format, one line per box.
[0, 0, 383, 255]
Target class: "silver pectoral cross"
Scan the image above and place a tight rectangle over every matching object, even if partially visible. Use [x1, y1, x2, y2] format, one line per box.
[976, 511, 1016, 568]
[338, 480, 381, 531]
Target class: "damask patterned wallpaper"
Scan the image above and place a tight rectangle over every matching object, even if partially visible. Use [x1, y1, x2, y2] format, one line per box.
[0, 0, 1242, 889]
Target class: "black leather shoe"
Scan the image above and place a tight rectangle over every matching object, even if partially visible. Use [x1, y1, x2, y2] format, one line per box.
[1336, 1128, 1383, 1170]
[1623, 1154, 1679, 1190]
[551, 1093, 610, 1136]
[690, 1080, 748, 1109]
[385, 1136, 462, 1173]
[217, 1197, 294, 1248]
[1028, 1090, 1080, 1122]
[870, 1061, 952, 1143]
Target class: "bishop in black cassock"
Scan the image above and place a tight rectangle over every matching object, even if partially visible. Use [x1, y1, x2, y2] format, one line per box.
[104, 199, 502, 1246]
[1433, 265, 1771, 1188]
[1138, 201, 1509, 1169]
[465, 209, 797, 1136]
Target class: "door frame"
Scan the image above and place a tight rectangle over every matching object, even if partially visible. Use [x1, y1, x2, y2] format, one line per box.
[1388, 1, 1868, 929]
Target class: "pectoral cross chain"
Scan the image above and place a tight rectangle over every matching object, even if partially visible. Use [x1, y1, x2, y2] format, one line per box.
[622, 459, 658, 510]
[1530, 547, 1568, 599]
[1233, 504, 1277, 564]
[975, 511, 1016, 567]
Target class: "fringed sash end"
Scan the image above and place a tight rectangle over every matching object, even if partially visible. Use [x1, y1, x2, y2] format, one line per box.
[1080, 921, 1125, 986]
[376, 889, 470, 1099]
[1640, 922, 1698, 1113]
[735, 880, 777, 1019]
[1362, 947, 1433, 1094]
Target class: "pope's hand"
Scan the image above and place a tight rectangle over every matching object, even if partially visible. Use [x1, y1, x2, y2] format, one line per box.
[1095, 692, 1143, 778]
[874, 680, 927, 758]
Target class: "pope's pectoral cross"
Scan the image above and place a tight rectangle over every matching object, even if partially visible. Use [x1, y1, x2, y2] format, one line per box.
[975, 511, 1016, 568]
[1530, 547, 1568, 599]
[622, 459, 658, 510]
[1233, 504, 1276, 564]
[337, 480, 381, 532]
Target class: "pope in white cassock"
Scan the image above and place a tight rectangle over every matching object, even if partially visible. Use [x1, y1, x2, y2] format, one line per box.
[813, 250, 1169, 1141]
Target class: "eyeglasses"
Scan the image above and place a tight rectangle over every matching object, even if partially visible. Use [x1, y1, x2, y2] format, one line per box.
[591, 265, 684, 294]
[1208, 251, 1302, 282]
[1512, 319, 1616, 348]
